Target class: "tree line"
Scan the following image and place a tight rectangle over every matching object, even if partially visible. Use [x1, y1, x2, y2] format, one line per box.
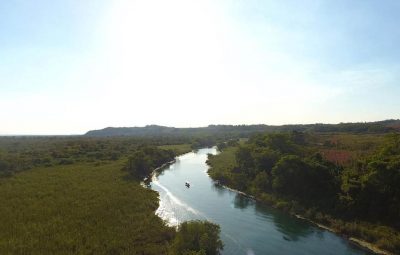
[85, 120, 400, 137]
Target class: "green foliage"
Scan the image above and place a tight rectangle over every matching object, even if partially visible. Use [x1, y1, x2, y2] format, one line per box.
[0, 136, 224, 254]
[340, 134, 400, 226]
[379, 133, 400, 157]
[0, 160, 175, 254]
[252, 147, 280, 173]
[236, 145, 255, 176]
[206, 146, 237, 186]
[207, 132, 400, 254]
[272, 155, 307, 194]
[210, 133, 339, 205]
[0, 137, 191, 178]
[125, 146, 175, 178]
[169, 221, 223, 255]
[253, 171, 270, 192]
[216, 142, 227, 151]
[158, 144, 192, 155]
[191, 137, 217, 150]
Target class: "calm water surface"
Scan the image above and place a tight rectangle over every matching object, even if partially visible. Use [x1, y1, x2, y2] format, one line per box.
[150, 148, 371, 255]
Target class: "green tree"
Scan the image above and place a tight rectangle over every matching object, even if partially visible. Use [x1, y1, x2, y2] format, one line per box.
[236, 145, 255, 176]
[253, 171, 271, 192]
[265, 133, 296, 154]
[252, 148, 280, 173]
[126, 150, 151, 178]
[272, 155, 307, 196]
[169, 221, 223, 255]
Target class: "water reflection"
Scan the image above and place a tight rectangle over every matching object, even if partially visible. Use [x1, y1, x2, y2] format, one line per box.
[211, 183, 228, 197]
[227, 189, 316, 243]
[154, 161, 176, 178]
[212, 183, 330, 244]
[233, 193, 254, 210]
[253, 202, 314, 242]
[271, 210, 314, 241]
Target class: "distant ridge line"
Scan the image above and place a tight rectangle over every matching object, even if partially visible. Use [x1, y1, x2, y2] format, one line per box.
[84, 119, 400, 137]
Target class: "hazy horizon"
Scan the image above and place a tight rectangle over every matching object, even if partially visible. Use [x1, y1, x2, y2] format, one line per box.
[1, 118, 398, 136]
[1, 0, 400, 135]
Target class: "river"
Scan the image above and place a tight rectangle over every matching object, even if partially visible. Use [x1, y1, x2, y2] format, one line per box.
[150, 148, 372, 255]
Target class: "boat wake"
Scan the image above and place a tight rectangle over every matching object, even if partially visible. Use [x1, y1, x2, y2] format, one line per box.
[152, 179, 203, 226]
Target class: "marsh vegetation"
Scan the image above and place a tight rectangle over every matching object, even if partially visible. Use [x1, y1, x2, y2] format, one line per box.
[0, 137, 222, 255]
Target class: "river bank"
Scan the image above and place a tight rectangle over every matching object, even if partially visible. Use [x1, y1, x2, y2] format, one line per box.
[293, 215, 392, 255]
[151, 148, 378, 255]
[212, 178, 392, 255]
[142, 148, 193, 187]
[208, 176, 393, 255]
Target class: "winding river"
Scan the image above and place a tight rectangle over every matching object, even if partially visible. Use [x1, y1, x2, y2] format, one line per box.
[150, 148, 372, 255]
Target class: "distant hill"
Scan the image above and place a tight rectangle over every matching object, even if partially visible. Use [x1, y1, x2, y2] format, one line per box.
[85, 120, 400, 137]
[85, 124, 271, 137]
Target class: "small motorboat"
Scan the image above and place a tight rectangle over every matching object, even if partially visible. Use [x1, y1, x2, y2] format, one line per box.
[185, 181, 190, 188]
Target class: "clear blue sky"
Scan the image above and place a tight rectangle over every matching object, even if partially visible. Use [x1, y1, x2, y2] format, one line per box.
[1, 0, 399, 134]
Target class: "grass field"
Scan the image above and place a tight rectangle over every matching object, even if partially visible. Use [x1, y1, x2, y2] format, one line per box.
[0, 160, 175, 254]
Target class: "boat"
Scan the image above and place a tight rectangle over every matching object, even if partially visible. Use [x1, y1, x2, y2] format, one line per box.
[185, 181, 190, 188]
